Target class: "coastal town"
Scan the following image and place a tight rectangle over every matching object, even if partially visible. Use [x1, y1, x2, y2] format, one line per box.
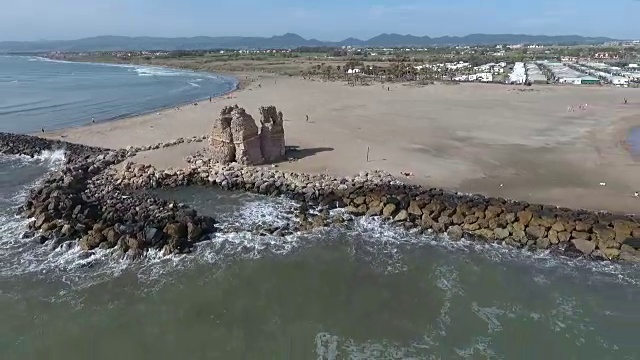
[44, 41, 640, 87]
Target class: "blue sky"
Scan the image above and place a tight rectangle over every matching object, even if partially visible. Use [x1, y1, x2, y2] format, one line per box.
[1, 0, 639, 41]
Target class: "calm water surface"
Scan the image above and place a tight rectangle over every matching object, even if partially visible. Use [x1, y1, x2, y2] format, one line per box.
[0, 55, 236, 133]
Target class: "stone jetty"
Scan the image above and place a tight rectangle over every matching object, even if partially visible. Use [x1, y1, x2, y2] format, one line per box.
[114, 151, 640, 262]
[2, 131, 640, 263]
[0, 133, 216, 259]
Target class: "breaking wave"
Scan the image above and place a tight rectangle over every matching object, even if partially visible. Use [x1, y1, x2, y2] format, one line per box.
[0, 149, 66, 170]
[134, 67, 191, 77]
[0, 158, 637, 356]
[0, 171, 638, 293]
[0, 153, 638, 319]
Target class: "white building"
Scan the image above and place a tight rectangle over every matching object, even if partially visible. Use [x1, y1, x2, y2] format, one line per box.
[508, 62, 527, 84]
[611, 76, 629, 86]
[477, 73, 493, 82]
[559, 78, 583, 85]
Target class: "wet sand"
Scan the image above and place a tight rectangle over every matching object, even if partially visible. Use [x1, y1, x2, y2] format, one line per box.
[43, 76, 640, 214]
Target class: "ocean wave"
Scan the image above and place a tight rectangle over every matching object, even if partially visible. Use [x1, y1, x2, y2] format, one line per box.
[0, 177, 638, 296]
[0, 149, 66, 170]
[134, 67, 191, 77]
[188, 82, 201, 88]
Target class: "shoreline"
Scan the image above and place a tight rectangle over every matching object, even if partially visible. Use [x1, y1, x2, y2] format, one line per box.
[26, 55, 243, 135]
[2, 132, 640, 263]
[41, 73, 640, 214]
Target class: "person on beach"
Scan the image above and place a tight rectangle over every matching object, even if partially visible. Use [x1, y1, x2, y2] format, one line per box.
[41, 127, 44, 133]
[209, 96, 212, 103]
[306, 115, 309, 122]
[624, 98, 628, 104]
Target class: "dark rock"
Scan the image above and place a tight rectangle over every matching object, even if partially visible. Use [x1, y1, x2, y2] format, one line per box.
[394, 210, 409, 222]
[620, 245, 640, 262]
[36, 235, 48, 244]
[517, 210, 533, 226]
[126, 235, 144, 250]
[40, 222, 57, 232]
[164, 222, 187, 239]
[346, 205, 367, 216]
[622, 238, 640, 250]
[575, 221, 592, 232]
[34, 213, 50, 228]
[447, 225, 463, 241]
[572, 239, 596, 255]
[80, 232, 106, 251]
[145, 227, 164, 246]
[115, 223, 135, 235]
[536, 237, 550, 249]
[526, 225, 546, 239]
[494, 228, 509, 240]
[382, 203, 397, 218]
[187, 222, 203, 241]
[60, 224, 74, 237]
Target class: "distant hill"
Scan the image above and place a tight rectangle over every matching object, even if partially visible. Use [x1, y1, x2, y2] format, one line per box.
[0, 33, 616, 52]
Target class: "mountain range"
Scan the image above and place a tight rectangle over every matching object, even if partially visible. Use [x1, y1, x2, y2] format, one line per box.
[0, 33, 616, 52]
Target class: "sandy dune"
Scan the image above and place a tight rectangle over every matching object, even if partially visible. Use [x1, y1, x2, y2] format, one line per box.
[44, 75, 640, 214]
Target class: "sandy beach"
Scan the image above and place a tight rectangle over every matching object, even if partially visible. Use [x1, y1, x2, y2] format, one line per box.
[43, 75, 640, 214]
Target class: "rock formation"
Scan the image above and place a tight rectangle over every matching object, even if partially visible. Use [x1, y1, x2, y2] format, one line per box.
[208, 106, 236, 163]
[208, 105, 286, 165]
[259, 106, 286, 163]
[230, 107, 264, 165]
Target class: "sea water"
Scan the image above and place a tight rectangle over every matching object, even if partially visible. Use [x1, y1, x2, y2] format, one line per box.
[0, 57, 639, 359]
[0, 55, 236, 133]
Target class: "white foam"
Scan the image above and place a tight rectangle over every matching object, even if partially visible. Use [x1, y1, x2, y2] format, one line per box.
[0, 149, 66, 170]
[134, 67, 189, 77]
[346, 215, 640, 285]
[34, 149, 66, 169]
[188, 82, 201, 88]
[217, 196, 299, 231]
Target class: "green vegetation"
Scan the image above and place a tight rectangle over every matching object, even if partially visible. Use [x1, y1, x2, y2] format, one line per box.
[45, 42, 639, 86]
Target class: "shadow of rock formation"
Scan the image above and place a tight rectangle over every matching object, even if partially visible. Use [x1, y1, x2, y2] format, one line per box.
[284, 145, 334, 161]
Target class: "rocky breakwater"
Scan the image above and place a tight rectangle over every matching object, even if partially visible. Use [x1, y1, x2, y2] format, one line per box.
[0, 132, 217, 259]
[114, 154, 640, 263]
[124, 135, 208, 157]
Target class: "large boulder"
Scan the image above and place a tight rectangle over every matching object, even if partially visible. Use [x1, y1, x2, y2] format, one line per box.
[258, 106, 286, 163]
[230, 107, 264, 165]
[209, 106, 236, 164]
